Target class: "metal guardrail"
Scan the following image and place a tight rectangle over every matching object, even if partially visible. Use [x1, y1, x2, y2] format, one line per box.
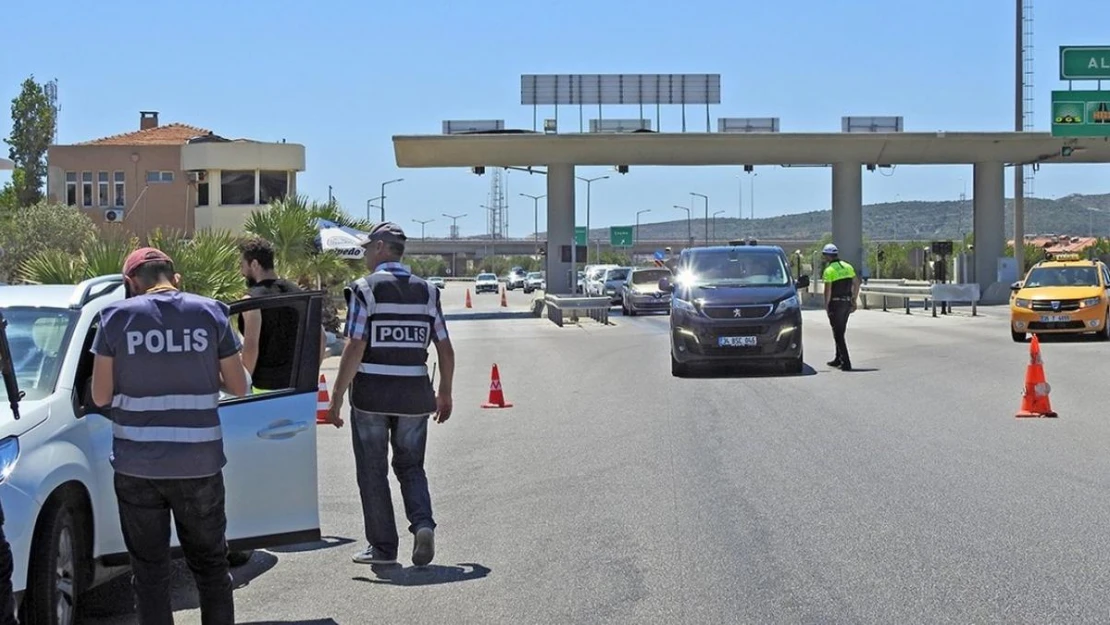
[543, 295, 612, 327]
[859, 280, 980, 316]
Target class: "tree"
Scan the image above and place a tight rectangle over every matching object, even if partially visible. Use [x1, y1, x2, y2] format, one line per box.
[0, 200, 96, 281]
[5, 76, 55, 207]
[0, 168, 24, 211]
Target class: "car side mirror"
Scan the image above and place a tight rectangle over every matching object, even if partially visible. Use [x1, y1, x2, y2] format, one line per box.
[795, 275, 810, 290]
[1010, 281, 1023, 291]
[658, 277, 673, 293]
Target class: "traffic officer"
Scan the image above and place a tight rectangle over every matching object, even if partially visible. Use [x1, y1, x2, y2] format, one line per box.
[326, 222, 456, 568]
[91, 247, 249, 625]
[821, 243, 860, 371]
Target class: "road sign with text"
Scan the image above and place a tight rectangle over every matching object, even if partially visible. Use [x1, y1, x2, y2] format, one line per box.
[610, 226, 633, 247]
[1060, 46, 1110, 81]
[1051, 90, 1110, 137]
[575, 227, 587, 246]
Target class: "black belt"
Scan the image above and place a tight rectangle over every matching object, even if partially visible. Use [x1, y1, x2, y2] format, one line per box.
[830, 296, 852, 301]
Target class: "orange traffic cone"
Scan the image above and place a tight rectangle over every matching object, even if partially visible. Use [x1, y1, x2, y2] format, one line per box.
[316, 374, 330, 424]
[500, 288, 508, 308]
[465, 289, 472, 308]
[481, 364, 513, 409]
[1016, 335, 1058, 418]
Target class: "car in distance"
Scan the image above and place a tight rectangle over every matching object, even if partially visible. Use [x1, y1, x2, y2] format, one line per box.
[1009, 253, 1110, 342]
[505, 268, 527, 291]
[427, 276, 445, 289]
[474, 273, 500, 294]
[0, 275, 324, 625]
[620, 267, 673, 315]
[660, 242, 810, 376]
[523, 272, 546, 294]
[600, 267, 631, 305]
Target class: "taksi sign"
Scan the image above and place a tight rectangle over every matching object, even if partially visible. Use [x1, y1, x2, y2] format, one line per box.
[1060, 46, 1110, 81]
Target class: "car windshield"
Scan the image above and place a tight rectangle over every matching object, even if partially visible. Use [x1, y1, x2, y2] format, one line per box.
[1023, 266, 1101, 288]
[527, 272, 542, 279]
[0, 307, 77, 404]
[631, 269, 672, 284]
[676, 250, 791, 287]
[606, 268, 629, 281]
[477, 274, 497, 281]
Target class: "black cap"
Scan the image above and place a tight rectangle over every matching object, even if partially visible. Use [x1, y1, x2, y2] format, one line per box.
[361, 222, 407, 246]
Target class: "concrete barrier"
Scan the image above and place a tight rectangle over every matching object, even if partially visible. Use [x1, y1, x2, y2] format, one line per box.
[543, 295, 612, 327]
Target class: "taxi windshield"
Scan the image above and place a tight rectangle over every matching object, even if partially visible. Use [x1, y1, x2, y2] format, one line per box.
[678, 250, 791, 287]
[0, 307, 77, 403]
[1023, 266, 1101, 288]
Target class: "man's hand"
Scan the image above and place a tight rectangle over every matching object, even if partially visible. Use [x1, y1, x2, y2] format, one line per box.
[434, 392, 453, 424]
[849, 301, 857, 313]
[326, 393, 346, 428]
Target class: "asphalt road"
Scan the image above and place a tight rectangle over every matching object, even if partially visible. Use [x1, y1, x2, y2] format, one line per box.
[81, 302, 1110, 624]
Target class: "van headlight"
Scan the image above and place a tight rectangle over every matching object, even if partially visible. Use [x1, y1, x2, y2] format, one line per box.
[775, 295, 800, 315]
[0, 437, 19, 484]
[672, 298, 696, 313]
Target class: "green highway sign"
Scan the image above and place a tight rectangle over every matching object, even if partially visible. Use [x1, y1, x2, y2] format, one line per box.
[1051, 90, 1110, 137]
[575, 226, 587, 246]
[610, 226, 633, 247]
[1060, 46, 1110, 81]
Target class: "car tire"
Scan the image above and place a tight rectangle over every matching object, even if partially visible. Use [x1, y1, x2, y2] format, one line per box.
[1011, 330, 1027, 343]
[784, 356, 804, 374]
[1100, 311, 1110, 341]
[228, 550, 254, 567]
[23, 496, 85, 625]
[670, 353, 689, 377]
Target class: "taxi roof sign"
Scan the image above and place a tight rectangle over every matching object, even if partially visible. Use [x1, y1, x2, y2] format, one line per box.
[1046, 253, 1083, 261]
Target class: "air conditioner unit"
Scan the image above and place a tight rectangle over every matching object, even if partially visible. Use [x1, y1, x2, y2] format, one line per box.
[103, 209, 124, 223]
[187, 171, 199, 182]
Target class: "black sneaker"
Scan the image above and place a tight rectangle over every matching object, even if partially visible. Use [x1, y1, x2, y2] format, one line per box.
[840, 362, 853, 371]
[827, 360, 841, 368]
[412, 527, 435, 567]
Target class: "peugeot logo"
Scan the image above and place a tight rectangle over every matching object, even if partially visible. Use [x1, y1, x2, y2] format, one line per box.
[733, 308, 743, 317]
[1051, 301, 1061, 311]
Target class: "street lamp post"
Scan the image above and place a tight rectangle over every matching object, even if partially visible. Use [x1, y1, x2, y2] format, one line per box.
[366, 195, 384, 222]
[379, 178, 404, 221]
[636, 209, 651, 244]
[692, 192, 709, 245]
[412, 218, 434, 241]
[576, 175, 609, 263]
[442, 213, 466, 240]
[712, 210, 724, 242]
[749, 172, 758, 220]
[673, 205, 691, 245]
[480, 204, 498, 262]
[519, 193, 546, 244]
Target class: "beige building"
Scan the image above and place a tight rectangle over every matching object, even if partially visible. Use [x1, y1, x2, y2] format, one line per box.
[47, 111, 305, 238]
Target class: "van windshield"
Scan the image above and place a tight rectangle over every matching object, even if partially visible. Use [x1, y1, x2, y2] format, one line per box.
[677, 250, 791, 287]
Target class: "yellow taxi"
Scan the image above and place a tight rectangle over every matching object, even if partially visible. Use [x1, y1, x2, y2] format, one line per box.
[1009, 253, 1110, 342]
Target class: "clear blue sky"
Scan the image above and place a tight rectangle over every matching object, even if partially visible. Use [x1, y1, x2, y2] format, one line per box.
[3, 0, 1108, 238]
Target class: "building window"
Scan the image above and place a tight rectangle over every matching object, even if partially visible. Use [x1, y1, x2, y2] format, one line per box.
[113, 171, 125, 207]
[196, 171, 209, 207]
[145, 171, 174, 183]
[81, 172, 93, 208]
[220, 170, 255, 205]
[65, 172, 77, 206]
[259, 171, 288, 204]
[97, 172, 110, 207]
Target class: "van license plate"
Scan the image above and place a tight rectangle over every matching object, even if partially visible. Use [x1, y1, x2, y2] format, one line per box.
[1040, 315, 1070, 322]
[719, 336, 757, 347]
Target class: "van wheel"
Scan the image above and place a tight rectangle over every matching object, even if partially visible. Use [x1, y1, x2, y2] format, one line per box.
[228, 550, 254, 567]
[23, 499, 83, 625]
[670, 353, 689, 377]
[784, 356, 804, 375]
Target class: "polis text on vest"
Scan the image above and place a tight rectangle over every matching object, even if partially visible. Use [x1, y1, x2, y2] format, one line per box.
[126, 328, 210, 355]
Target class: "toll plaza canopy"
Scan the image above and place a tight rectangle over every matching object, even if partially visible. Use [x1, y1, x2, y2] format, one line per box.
[391, 131, 1110, 298]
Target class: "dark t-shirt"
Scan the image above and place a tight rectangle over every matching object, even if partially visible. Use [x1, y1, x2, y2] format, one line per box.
[237, 278, 302, 390]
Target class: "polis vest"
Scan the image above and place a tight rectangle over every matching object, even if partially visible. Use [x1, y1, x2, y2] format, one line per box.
[347, 272, 437, 416]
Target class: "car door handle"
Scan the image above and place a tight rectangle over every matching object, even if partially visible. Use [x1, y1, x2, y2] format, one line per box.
[257, 419, 310, 440]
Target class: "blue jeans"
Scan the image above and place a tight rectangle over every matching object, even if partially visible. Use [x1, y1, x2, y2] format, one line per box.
[114, 472, 234, 625]
[350, 409, 436, 560]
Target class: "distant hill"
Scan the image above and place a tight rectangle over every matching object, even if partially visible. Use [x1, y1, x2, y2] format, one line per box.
[541, 193, 1110, 242]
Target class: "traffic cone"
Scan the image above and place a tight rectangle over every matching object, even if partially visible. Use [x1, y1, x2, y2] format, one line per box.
[1016, 335, 1058, 418]
[500, 288, 508, 308]
[465, 289, 472, 308]
[480, 364, 513, 409]
[316, 374, 330, 424]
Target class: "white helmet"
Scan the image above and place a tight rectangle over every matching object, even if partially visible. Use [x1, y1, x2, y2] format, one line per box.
[822, 243, 839, 255]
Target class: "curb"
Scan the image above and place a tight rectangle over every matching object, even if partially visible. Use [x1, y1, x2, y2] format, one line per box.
[443, 310, 538, 321]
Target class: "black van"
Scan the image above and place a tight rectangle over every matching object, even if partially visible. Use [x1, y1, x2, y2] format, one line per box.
[659, 242, 810, 376]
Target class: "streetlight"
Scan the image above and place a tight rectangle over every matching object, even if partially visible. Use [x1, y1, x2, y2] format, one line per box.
[636, 209, 651, 243]
[480, 204, 499, 260]
[379, 178, 404, 221]
[712, 210, 724, 242]
[412, 218, 434, 241]
[520, 193, 546, 244]
[442, 212, 466, 240]
[749, 172, 758, 220]
[366, 195, 384, 222]
[673, 205, 692, 244]
[692, 192, 709, 245]
[576, 175, 609, 263]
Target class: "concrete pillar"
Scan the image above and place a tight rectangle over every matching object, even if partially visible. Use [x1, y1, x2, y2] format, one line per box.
[972, 161, 1005, 295]
[545, 163, 576, 294]
[831, 163, 864, 272]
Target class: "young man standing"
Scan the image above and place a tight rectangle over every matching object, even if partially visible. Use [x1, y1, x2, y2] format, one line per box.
[821, 243, 861, 371]
[91, 247, 249, 624]
[326, 222, 455, 567]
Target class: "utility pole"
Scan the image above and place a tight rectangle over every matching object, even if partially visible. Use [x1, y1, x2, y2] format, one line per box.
[519, 193, 545, 244]
[673, 205, 691, 245]
[442, 212, 466, 240]
[379, 178, 404, 222]
[412, 218, 434, 241]
[577, 175, 609, 264]
[692, 192, 709, 246]
[1013, 0, 1026, 275]
[366, 195, 383, 222]
[636, 209, 651, 244]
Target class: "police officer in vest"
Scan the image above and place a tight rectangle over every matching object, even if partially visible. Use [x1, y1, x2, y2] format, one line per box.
[91, 247, 249, 624]
[821, 243, 861, 371]
[326, 222, 456, 568]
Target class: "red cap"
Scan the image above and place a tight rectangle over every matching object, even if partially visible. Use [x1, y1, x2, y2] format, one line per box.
[122, 247, 173, 277]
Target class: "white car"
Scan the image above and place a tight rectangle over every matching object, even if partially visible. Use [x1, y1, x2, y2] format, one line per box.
[0, 275, 323, 625]
[474, 273, 500, 294]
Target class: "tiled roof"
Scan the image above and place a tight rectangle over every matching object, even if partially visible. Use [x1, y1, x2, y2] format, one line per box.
[77, 123, 213, 146]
